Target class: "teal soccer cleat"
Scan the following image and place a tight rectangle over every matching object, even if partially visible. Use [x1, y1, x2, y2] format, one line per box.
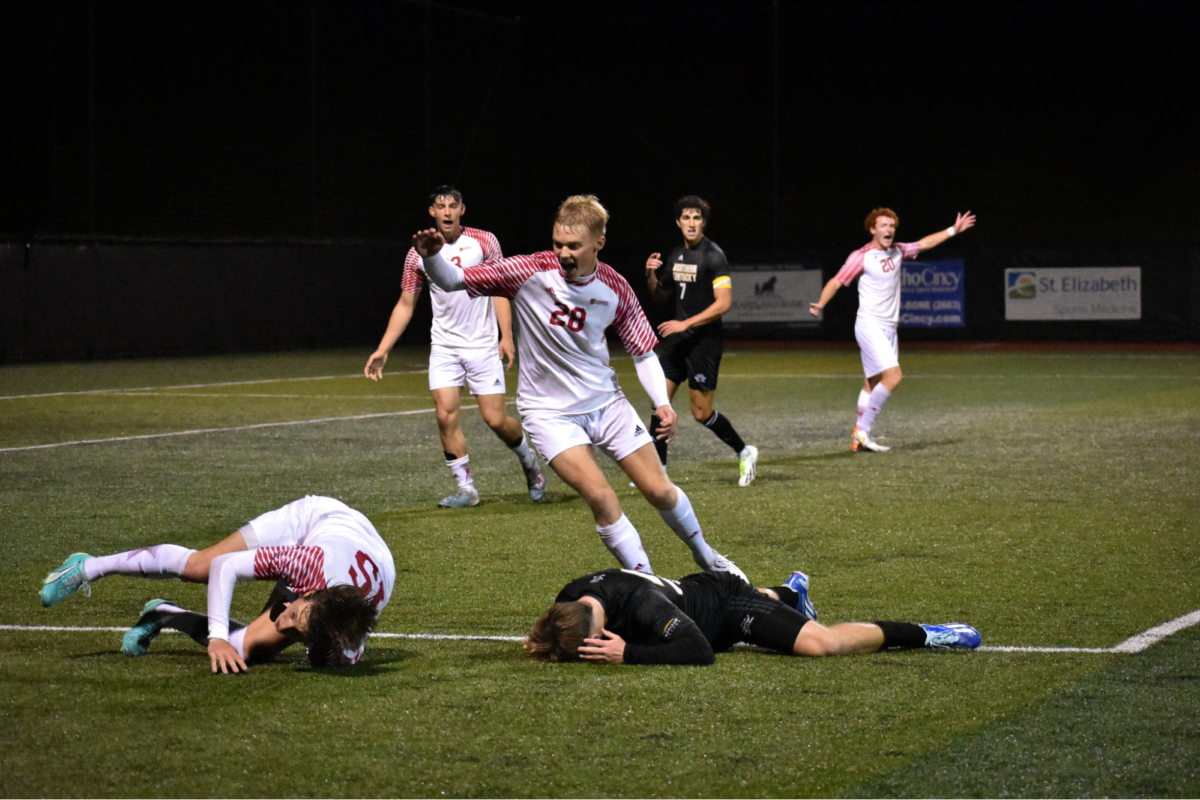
[40, 553, 93, 607]
[122, 599, 173, 657]
[438, 485, 481, 509]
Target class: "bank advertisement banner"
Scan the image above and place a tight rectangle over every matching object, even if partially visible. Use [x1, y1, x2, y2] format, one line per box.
[725, 267, 823, 325]
[899, 259, 965, 328]
[1005, 267, 1141, 320]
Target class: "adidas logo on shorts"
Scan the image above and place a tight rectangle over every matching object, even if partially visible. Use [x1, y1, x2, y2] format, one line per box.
[633, 425, 645, 437]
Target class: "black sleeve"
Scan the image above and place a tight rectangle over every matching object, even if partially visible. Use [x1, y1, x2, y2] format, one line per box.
[656, 250, 677, 289]
[620, 593, 715, 666]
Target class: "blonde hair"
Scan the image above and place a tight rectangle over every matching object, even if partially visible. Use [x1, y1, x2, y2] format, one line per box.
[526, 602, 593, 662]
[555, 195, 609, 238]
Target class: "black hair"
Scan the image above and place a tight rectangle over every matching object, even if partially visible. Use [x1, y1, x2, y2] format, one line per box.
[674, 195, 711, 220]
[429, 185, 463, 205]
[304, 584, 378, 667]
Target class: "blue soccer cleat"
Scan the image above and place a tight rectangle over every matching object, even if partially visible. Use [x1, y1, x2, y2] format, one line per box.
[122, 599, 173, 657]
[920, 623, 981, 649]
[40, 553, 93, 607]
[524, 460, 547, 502]
[784, 571, 818, 621]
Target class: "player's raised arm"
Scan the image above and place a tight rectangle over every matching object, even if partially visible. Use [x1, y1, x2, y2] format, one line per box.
[415, 228, 469, 292]
[916, 211, 976, 252]
[645, 252, 670, 303]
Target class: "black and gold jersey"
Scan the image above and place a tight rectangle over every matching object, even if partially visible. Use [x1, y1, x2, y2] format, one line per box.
[657, 238, 732, 329]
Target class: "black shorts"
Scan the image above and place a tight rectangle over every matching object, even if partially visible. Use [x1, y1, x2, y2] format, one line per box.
[658, 327, 723, 392]
[681, 572, 811, 655]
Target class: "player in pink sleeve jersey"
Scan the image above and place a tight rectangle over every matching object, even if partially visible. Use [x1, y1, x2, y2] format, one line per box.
[414, 195, 748, 583]
[810, 207, 976, 452]
[366, 186, 545, 509]
[39, 496, 395, 673]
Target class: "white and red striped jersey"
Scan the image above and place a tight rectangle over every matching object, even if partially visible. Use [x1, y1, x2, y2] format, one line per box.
[834, 241, 922, 326]
[246, 496, 395, 614]
[461, 251, 658, 415]
[402, 226, 503, 349]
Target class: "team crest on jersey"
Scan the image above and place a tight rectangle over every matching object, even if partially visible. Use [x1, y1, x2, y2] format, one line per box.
[589, 574, 606, 583]
[589, 298, 609, 306]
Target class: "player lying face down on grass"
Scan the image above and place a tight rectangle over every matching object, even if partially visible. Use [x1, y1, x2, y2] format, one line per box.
[39, 496, 395, 673]
[524, 569, 979, 665]
[410, 195, 748, 584]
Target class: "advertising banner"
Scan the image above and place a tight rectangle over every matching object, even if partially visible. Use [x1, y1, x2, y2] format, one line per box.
[1005, 267, 1141, 320]
[899, 259, 965, 328]
[725, 267, 823, 325]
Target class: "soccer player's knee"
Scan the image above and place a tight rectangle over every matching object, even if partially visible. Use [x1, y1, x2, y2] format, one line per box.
[794, 623, 839, 657]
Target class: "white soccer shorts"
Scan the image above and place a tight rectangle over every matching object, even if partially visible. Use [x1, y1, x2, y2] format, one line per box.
[428, 346, 507, 396]
[855, 316, 900, 378]
[521, 396, 654, 465]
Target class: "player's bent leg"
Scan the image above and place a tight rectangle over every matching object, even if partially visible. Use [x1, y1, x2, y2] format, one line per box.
[879, 365, 902, 392]
[792, 621, 885, 657]
[620, 444, 676, 510]
[430, 386, 468, 456]
[476, 393, 523, 445]
[550, 445, 624, 524]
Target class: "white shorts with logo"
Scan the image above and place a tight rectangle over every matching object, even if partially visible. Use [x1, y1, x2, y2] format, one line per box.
[521, 395, 654, 464]
[855, 316, 900, 377]
[428, 345, 507, 396]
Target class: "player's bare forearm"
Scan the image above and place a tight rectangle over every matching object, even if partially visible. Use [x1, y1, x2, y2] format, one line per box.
[810, 278, 843, 316]
[366, 293, 417, 380]
[917, 211, 976, 251]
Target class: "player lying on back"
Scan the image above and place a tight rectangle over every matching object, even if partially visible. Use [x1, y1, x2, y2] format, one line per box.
[412, 195, 747, 582]
[39, 495, 395, 673]
[524, 568, 979, 665]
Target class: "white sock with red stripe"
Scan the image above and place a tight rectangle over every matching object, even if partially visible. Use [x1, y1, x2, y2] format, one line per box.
[858, 385, 892, 434]
[596, 515, 653, 574]
[656, 487, 716, 570]
[445, 455, 474, 489]
[84, 545, 196, 582]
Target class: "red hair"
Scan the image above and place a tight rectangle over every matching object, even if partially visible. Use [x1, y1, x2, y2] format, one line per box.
[864, 207, 899, 233]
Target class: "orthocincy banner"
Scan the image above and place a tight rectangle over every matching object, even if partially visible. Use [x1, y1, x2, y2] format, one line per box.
[900, 260, 965, 328]
[725, 267, 822, 325]
[1005, 267, 1141, 320]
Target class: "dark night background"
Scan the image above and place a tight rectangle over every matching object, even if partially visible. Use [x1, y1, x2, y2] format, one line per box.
[1, 0, 1197, 359]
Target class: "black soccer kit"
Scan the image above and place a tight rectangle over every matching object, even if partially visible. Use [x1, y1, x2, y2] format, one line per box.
[555, 569, 811, 665]
[656, 238, 731, 392]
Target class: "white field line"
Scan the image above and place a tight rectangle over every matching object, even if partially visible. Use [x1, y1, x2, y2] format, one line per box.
[0, 370, 428, 401]
[5, 609, 1198, 653]
[0, 406, 472, 454]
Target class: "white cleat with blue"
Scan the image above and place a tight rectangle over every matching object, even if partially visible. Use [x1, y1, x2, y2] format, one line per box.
[438, 485, 481, 509]
[920, 623, 981, 649]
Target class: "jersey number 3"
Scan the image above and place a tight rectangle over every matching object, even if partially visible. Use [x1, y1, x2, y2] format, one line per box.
[549, 301, 587, 332]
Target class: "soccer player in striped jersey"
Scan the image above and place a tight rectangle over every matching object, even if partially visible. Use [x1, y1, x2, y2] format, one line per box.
[645, 196, 758, 486]
[413, 195, 747, 582]
[524, 568, 980, 665]
[39, 496, 395, 673]
[810, 208, 976, 452]
[366, 186, 545, 509]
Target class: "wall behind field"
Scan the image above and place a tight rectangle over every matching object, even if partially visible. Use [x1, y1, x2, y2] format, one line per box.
[1, 1, 1196, 361]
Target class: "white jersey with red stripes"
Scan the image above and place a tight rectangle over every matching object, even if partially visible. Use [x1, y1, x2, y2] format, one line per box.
[402, 226, 503, 349]
[461, 251, 658, 415]
[834, 241, 922, 327]
[245, 495, 395, 615]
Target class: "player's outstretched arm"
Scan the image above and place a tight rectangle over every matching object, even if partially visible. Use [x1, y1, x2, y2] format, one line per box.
[415, 228, 469, 293]
[916, 211, 976, 252]
[365, 290, 418, 380]
[809, 278, 844, 317]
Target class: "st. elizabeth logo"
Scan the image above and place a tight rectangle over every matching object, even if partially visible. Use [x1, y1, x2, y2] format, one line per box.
[1008, 272, 1036, 299]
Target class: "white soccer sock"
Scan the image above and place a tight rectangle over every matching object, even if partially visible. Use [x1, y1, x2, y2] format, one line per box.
[507, 435, 538, 471]
[858, 385, 892, 434]
[84, 544, 196, 582]
[656, 487, 717, 570]
[856, 389, 871, 428]
[446, 455, 474, 489]
[596, 514, 653, 573]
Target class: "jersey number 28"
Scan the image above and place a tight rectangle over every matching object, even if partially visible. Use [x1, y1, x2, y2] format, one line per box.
[550, 301, 587, 332]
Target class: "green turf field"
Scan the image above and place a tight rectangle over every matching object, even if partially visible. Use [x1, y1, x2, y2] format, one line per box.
[2, 345, 1198, 798]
